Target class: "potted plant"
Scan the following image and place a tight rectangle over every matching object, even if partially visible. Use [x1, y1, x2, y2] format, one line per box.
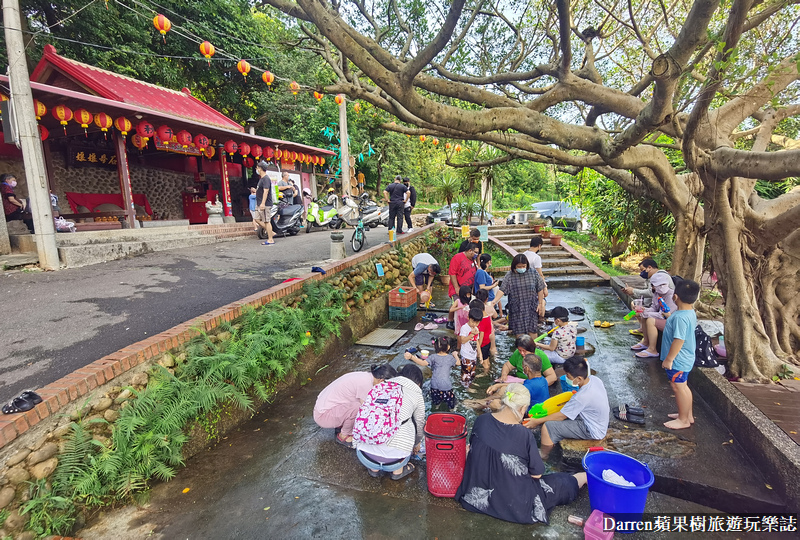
[550, 232, 563, 246]
[541, 226, 552, 239]
[532, 218, 546, 233]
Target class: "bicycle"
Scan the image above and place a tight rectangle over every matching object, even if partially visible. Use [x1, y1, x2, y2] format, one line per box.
[351, 214, 369, 252]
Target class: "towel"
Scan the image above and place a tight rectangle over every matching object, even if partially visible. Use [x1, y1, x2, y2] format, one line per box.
[602, 469, 636, 487]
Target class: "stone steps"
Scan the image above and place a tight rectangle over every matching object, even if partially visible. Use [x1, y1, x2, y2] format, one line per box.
[541, 258, 585, 268]
[546, 274, 608, 288]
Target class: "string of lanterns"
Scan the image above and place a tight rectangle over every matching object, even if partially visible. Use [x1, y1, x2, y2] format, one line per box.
[23, 98, 327, 166]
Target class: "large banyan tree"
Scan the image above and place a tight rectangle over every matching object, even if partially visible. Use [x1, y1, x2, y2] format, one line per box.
[261, 0, 800, 380]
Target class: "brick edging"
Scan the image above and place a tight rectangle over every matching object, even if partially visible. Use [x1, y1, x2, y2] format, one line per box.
[0, 224, 439, 449]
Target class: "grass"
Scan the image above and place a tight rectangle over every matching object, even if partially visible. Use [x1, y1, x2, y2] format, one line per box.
[560, 231, 629, 277]
[484, 242, 512, 267]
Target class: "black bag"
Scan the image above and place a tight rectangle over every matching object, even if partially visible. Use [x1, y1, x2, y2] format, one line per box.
[694, 325, 718, 368]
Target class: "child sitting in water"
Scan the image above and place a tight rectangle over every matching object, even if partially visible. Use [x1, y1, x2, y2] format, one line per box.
[405, 337, 460, 410]
[466, 353, 549, 411]
[538, 306, 577, 365]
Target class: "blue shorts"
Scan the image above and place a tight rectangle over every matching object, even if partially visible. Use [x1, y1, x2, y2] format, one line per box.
[665, 368, 689, 383]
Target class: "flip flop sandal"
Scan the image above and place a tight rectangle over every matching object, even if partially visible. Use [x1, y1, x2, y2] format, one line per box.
[423, 323, 439, 330]
[261, 241, 276, 246]
[19, 391, 42, 405]
[600, 321, 615, 328]
[390, 462, 416, 481]
[414, 323, 425, 331]
[614, 409, 646, 424]
[368, 469, 384, 478]
[434, 317, 447, 324]
[630, 343, 648, 351]
[593, 320, 602, 327]
[2, 397, 34, 414]
[617, 404, 645, 416]
[635, 350, 660, 358]
[629, 329, 644, 336]
[569, 307, 586, 315]
[335, 434, 353, 448]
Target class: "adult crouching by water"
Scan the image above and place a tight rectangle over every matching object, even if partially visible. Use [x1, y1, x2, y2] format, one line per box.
[455, 383, 587, 524]
[313, 364, 397, 447]
[499, 254, 546, 339]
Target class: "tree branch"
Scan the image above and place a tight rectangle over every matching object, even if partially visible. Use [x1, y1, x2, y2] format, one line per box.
[555, 0, 572, 77]
[709, 147, 800, 180]
[400, 0, 466, 84]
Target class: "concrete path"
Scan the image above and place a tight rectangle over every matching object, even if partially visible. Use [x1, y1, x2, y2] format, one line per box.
[0, 230, 370, 404]
[77, 287, 770, 539]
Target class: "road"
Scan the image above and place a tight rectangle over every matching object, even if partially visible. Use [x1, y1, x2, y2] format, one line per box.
[0, 230, 371, 404]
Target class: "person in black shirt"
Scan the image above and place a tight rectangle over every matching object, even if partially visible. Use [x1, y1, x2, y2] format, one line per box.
[458, 228, 483, 254]
[383, 175, 408, 234]
[254, 161, 275, 244]
[403, 177, 416, 232]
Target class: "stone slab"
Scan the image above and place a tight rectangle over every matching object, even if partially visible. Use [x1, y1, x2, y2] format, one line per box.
[139, 219, 190, 228]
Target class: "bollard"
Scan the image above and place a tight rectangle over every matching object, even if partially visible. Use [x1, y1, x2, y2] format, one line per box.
[330, 231, 346, 260]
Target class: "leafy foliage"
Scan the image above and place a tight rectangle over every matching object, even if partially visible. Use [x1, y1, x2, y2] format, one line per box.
[20, 480, 77, 537]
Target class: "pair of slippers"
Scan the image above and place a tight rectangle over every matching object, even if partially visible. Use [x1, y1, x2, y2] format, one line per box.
[594, 321, 615, 328]
[613, 404, 646, 424]
[2, 391, 42, 414]
[368, 462, 416, 480]
[414, 322, 439, 331]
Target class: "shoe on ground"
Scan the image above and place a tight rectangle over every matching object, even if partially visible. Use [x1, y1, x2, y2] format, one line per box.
[445, 321, 455, 330]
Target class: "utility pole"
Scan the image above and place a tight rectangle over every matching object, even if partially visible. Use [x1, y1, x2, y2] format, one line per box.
[338, 98, 351, 198]
[3, 0, 59, 269]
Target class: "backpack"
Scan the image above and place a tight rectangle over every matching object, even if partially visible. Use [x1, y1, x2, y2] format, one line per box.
[694, 325, 718, 368]
[352, 381, 405, 445]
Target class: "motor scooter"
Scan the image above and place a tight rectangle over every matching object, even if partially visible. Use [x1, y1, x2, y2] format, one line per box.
[258, 203, 303, 239]
[331, 193, 382, 228]
[305, 190, 339, 233]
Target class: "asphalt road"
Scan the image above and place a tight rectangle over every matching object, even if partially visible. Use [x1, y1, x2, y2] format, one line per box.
[0, 229, 374, 404]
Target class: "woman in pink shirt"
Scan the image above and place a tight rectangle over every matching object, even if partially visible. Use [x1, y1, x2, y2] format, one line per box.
[314, 364, 397, 446]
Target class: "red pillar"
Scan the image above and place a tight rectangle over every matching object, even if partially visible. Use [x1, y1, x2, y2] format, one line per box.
[219, 147, 232, 218]
[113, 132, 137, 228]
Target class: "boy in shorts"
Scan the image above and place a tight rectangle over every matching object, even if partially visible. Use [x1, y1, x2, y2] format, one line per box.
[661, 279, 700, 430]
[525, 356, 609, 458]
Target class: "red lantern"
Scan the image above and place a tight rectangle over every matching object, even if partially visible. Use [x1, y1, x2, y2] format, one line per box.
[114, 116, 132, 136]
[194, 133, 209, 150]
[156, 125, 173, 142]
[94, 112, 113, 132]
[39, 125, 49, 141]
[176, 130, 192, 148]
[74, 108, 93, 136]
[262, 71, 274, 86]
[199, 41, 215, 65]
[445, 142, 451, 149]
[313, 91, 323, 101]
[237, 60, 251, 79]
[52, 104, 73, 134]
[224, 140, 238, 155]
[131, 133, 148, 150]
[432, 138, 439, 146]
[251, 145, 263, 159]
[289, 81, 300, 95]
[274, 148, 282, 160]
[455, 144, 462, 152]
[335, 94, 344, 105]
[243, 157, 255, 168]
[136, 120, 154, 139]
[354, 102, 362, 113]
[264, 146, 274, 160]
[153, 14, 171, 43]
[202, 146, 216, 159]
[320, 157, 326, 166]
[239, 142, 251, 157]
[419, 135, 426, 142]
[33, 99, 47, 120]
[292, 151, 299, 161]
[312, 155, 319, 166]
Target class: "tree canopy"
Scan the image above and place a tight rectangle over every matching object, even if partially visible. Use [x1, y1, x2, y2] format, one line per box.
[257, 0, 800, 380]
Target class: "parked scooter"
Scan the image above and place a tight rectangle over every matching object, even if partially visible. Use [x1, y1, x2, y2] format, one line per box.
[306, 188, 339, 233]
[331, 193, 382, 228]
[258, 203, 303, 239]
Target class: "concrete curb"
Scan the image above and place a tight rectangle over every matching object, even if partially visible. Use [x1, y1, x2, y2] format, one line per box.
[0, 224, 440, 449]
[609, 277, 799, 510]
[560, 241, 611, 281]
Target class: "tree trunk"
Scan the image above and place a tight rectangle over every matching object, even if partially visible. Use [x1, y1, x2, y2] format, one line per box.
[671, 212, 705, 282]
[705, 179, 794, 381]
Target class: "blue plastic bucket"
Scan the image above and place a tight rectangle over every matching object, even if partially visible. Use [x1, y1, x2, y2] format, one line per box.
[576, 336, 585, 346]
[583, 449, 654, 525]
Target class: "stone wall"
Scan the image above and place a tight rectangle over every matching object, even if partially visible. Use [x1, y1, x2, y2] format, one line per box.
[1, 152, 195, 220]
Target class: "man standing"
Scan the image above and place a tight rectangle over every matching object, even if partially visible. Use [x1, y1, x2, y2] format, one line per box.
[403, 176, 416, 233]
[254, 161, 275, 245]
[524, 236, 548, 297]
[383, 175, 408, 235]
[447, 243, 479, 329]
[458, 228, 483, 254]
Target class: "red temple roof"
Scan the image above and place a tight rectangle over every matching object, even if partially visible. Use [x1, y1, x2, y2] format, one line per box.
[31, 44, 244, 132]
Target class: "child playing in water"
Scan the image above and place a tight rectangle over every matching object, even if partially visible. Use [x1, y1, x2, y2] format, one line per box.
[662, 279, 700, 430]
[538, 306, 577, 365]
[472, 293, 498, 359]
[458, 308, 485, 391]
[450, 285, 472, 336]
[405, 336, 460, 409]
[466, 353, 549, 411]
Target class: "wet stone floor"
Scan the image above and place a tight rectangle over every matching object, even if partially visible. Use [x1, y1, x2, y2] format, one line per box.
[79, 287, 773, 539]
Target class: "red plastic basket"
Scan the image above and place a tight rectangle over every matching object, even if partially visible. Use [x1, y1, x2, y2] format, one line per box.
[423, 413, 467, 498]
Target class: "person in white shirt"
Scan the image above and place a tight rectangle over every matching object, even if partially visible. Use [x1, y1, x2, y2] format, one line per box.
[524, 236, 548, 297]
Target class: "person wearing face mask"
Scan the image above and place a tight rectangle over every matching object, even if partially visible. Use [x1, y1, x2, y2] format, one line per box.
[446, 243, 479, 330]
[1, 174, 33, 231]
[631, 271, 680, 358]
[499, 254, 546, 339]
[623, 258, 671, 337]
